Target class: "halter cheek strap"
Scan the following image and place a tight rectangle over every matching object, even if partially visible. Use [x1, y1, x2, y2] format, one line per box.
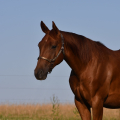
[39, 34, 65, 63]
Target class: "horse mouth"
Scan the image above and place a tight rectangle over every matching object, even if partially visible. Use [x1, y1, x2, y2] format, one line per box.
[37, 70, 52, 80]
[34, 70, 48, 80]
[36, 74, 47, 80]
[34, 66, 53, 80]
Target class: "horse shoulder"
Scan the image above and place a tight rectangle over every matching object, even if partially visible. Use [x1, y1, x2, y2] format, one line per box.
[69, 70, 81, 99]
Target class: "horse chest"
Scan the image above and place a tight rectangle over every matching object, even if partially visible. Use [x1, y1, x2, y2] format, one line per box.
[79, 81, 92, 103]
[69, 76, 92, 105]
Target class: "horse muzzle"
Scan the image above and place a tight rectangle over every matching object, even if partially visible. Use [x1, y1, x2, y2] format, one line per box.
[34, 69, 48, 80]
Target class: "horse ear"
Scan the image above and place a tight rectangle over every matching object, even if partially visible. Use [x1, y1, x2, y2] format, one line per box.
[40, 21, 50, 34]
[52, 21, 59, 34]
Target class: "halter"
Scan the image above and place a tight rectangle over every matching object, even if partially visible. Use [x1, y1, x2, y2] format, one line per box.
[38, 34, 64, 63]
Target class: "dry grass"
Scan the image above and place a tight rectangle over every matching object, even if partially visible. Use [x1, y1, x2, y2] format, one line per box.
[103, 108, 120, 120]
[0, 104, 79, 120]
[0, 104, 120, 120]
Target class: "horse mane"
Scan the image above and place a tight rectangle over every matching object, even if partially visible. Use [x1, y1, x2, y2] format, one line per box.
[61, 31, 110, 64]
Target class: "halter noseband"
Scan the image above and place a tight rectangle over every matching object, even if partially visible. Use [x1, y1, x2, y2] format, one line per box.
[39, 34, 64, 63]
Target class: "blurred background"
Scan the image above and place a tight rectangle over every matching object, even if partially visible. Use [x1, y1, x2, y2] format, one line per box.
[0, 1, 120, 104]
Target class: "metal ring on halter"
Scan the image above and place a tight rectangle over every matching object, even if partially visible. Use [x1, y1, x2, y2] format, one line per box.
[39, 34, 64, 63]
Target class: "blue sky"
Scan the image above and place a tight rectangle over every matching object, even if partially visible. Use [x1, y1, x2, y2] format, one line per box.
[0, 1, 120, 104]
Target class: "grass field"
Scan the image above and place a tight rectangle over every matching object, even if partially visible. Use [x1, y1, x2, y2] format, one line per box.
[0, 103, 120, 120]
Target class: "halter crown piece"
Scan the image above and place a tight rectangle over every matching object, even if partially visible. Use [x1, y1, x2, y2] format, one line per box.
[39, 34, 64, 63]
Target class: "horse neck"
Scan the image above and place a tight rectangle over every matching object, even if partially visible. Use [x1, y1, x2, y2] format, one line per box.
[61, 31, 91, 75]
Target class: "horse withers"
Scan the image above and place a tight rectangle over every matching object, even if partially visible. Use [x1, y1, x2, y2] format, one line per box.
[34, 21, 120, 120]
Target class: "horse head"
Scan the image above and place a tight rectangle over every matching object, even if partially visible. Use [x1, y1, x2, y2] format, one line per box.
[34, 21, 64, 80]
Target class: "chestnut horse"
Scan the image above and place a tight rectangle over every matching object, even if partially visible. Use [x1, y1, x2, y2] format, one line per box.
[34, 21, 120, 120]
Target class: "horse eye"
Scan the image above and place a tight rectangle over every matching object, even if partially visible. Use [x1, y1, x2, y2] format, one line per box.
[52, 45, 57, 49]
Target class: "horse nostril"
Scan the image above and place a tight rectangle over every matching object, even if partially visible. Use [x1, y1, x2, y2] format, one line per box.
[38, 70, 43, 75]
